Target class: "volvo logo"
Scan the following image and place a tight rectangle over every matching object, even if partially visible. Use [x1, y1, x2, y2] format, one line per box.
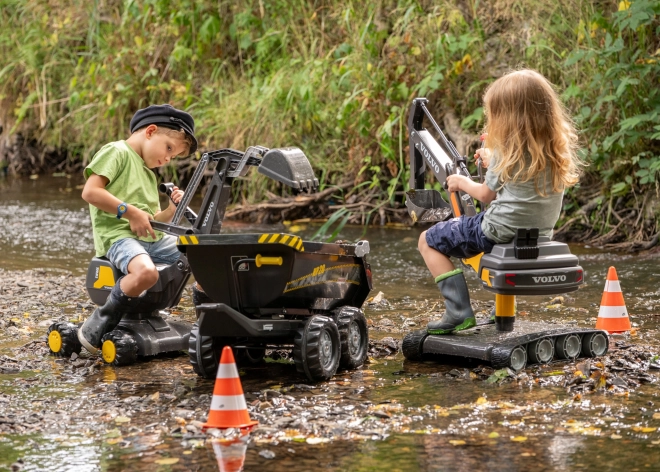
[202, 202, 215, 227]
[532, 275, 566, 283]
[419, 142, 440, 174]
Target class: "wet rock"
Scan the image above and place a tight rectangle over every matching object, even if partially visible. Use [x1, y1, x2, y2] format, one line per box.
[259, 449, 276, 459]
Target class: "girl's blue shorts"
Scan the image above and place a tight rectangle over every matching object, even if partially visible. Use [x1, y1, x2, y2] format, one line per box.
[425, 212, 497, 259]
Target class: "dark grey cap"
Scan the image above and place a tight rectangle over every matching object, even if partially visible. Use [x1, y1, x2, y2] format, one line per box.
[129, 104, 197, 154]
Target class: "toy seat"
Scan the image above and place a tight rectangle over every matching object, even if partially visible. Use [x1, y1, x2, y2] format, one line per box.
[475, 229, 584, 331]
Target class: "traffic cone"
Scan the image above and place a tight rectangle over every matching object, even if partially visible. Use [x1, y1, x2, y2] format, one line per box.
[203, 346, 258, 430]
[595, 266, 631, 333]
[209, 438, 248, 472]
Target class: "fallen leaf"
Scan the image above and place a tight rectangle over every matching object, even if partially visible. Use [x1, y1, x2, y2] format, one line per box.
[488, 432, 500, 439]
[511, 436, 528, 442]
[154, 458, 179, 465]
[114, 416, 131, 424]
[611, 434, 622, 439]
[449, 440, 466, 446]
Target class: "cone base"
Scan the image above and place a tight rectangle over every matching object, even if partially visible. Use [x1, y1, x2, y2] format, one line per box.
[202, 419, 258, 431]
[595, 317, 631, 333]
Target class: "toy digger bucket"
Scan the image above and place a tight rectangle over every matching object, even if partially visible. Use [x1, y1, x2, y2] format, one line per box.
[258, 147, 319, 192]
[405, 189, 452, 223]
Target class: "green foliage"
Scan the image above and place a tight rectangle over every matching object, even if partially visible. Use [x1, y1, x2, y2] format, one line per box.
[563, 0, 660, 190]
[0, 0, 657, 225]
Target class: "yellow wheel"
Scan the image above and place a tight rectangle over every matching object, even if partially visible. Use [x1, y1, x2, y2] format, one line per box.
[47, 322, 82, 357]
[102, 340, 117, 364]
[100, 330, 138, 366]
[48, 330, 62, 353]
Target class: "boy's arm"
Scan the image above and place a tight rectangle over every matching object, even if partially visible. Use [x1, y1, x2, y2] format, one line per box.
[82, 174, 156, 239]
[446, 175, 497, 205]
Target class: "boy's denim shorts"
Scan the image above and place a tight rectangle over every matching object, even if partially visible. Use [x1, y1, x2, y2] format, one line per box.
[425, 212, 496, 259]
[106, 235, 180, 274]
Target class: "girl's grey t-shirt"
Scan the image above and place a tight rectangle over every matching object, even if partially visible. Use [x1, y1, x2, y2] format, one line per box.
[481, 157, 564, 244]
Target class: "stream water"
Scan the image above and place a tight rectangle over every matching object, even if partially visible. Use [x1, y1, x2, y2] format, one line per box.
[1, 176, 660, 471]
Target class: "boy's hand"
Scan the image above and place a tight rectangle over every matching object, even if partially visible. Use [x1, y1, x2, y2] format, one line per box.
[168, 186, 184, 206]
[126, 207, 156, 240]
[446, 174, 468, 192]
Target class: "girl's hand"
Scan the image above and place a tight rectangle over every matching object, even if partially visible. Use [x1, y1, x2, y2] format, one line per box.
[474, 147, 492, 168]
[446, 174, 467, 192]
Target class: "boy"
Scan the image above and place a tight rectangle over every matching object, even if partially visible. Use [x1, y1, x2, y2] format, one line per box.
[78, 104, 198, 354]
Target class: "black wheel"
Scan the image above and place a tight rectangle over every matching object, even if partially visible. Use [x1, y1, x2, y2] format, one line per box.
[333, 306, 369, 370]
[100, 330, 138, 366]
[402, 330, 427, 361]
[581, 332, 608, 357]
[188, 322, 219, 379]
[293, 315, 340, 382]
[47, 322, 82, 357]
[235, 347, 266, 366]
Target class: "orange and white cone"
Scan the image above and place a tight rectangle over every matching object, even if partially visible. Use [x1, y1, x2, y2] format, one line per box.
[203, 346, 258, 430]
[210, 438, 248, 472]
[595, 266, 631, 333]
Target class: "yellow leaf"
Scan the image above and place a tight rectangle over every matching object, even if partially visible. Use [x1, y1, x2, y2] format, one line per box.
[410, 46, 421, 56]
[449, 440, 466, 446]
[106, 437, 123, 445]
[642, 427, 657, 433]
[155, 458, 179, 465]
[653, 413, 660, 420]
[183, 450, 192, 455]
[488, 432, 500, 439]
[611, 434, 622, 439]
[106, 92, 113, 106]
[511, 436, 528, 442]
[618, 0, 630, 11]
[476, 397, 488, 405]
[114, 416, 131, 423]
[134, 36, 143, 47]
[24, 312, 30, 317]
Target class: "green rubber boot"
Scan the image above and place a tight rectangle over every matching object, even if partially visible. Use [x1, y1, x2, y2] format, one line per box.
[427, 269, 476, 335]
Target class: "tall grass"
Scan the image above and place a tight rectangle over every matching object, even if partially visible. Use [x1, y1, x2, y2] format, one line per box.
[0, 1, 658, 239]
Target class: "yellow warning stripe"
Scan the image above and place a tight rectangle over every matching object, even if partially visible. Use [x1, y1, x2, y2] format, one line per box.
[179, 236, 189, 245]
[253, 233, 307, 251]
[189, 235, 199, 244]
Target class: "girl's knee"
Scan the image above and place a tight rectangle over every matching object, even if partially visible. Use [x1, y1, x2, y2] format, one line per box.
[418, 231, 429, 252]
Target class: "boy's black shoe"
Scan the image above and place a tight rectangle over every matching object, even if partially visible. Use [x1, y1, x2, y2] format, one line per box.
[77, 278, 140, 354]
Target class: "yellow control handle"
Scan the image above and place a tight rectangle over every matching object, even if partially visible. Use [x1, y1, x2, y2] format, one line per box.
[255, 254, 283, 267]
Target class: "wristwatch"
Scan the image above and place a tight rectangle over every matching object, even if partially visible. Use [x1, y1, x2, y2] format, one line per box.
[116, 202, 128, 219]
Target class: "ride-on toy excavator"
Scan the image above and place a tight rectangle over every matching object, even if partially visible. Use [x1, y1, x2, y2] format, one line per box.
[48, 145, 372, 382]
[401, 98, 608, 371]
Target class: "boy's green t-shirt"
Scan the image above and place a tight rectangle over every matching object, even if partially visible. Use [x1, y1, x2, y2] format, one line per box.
[84, 140, 163, 257]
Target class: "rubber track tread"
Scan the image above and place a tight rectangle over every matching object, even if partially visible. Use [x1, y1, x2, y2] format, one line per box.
[402, 330, 427, 361]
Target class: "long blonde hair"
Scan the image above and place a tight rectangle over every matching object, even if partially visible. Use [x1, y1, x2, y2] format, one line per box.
[483, 69, 581, 195]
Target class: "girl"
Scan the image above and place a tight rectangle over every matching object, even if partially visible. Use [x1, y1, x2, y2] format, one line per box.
[419, 69, 582, 334]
